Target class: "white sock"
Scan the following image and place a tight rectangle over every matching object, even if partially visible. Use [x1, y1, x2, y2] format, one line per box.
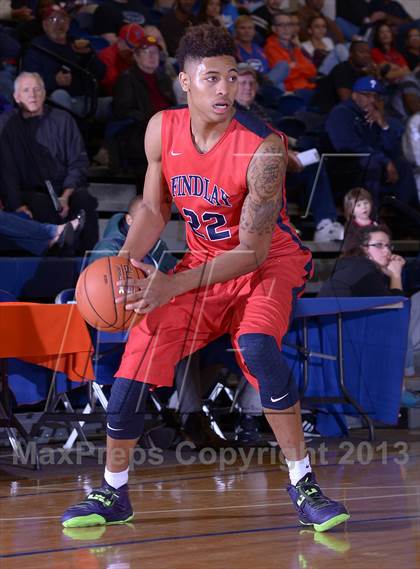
[286, 455, 312, 486]
[104, 467, 129, 489]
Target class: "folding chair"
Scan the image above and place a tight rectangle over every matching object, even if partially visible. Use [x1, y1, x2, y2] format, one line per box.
[0, 291, 39, 467]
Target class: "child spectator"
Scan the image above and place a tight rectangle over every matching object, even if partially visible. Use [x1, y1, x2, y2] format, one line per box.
[343, 187, 378, 251]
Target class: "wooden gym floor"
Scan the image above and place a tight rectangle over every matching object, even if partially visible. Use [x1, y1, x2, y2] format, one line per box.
[0, 430, 419, 569]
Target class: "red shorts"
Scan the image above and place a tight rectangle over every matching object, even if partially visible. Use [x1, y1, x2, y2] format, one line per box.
[116, 246, 312, 389]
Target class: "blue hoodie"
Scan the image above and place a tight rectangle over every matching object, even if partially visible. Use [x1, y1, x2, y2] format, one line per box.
[89, 213, 178, 273]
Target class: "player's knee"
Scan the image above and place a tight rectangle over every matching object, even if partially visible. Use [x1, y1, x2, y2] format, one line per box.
[106, 377, 148, 440]
[238, 333, 299, 410]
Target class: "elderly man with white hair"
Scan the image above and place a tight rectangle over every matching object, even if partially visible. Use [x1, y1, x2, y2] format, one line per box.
[0, 72, 98, 252]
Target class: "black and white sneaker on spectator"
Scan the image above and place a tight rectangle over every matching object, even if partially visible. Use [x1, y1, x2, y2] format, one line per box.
[302, 413, 321, 438]
[235, 414, 262, 445]
[182, 411, 228, 449]
[314, 219, 344, 242]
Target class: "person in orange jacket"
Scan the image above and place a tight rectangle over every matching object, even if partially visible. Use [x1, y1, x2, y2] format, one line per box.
[264, 11, 317, 104]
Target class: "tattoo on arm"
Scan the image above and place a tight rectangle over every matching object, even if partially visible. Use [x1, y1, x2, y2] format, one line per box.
[240, 136, 286, 236]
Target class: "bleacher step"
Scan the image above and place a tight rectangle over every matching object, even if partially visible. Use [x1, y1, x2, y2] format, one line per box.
[89, 182, 137, 213]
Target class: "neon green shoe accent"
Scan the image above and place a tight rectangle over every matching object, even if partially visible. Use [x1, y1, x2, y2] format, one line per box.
[62, 513, 134, 528]
[63, 526, 107, 540]
[313, 513, 350, 533]
[107, 515, 135, 526]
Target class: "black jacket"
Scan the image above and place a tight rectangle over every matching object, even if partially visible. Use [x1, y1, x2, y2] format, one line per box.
[112, 65, 175, 161]
[22, 35, 106, 96]
[113, 65, 175, 128]
[318, 256, 403, 297]
[325, 98, 401, 167]
[0, 106, 89, 211]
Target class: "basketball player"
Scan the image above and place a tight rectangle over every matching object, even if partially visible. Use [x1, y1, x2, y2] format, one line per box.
[62, 25, 349, 532]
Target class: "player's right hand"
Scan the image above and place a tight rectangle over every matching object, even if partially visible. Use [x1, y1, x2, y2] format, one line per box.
[115, 263, 175, 314]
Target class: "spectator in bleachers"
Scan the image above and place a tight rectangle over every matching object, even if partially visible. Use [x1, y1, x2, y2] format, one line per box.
[371, 23, 410, 79]
[234, 15, 290, 94]
[330, 41, 378, 102]
[159, 0, 197, 57]
[313, 40, 377, 114]
[91, 0, 151, 46]
[401, 27, 420, 72]
[0, 72, 98, 252]
[303, 15, 351, 76]
[319, 225, 405, 296]
[326, 76, 419, 208]
[297, 0, 344, 44]
[143, 24, 182, 101]
[234, 63, 278, 122]
[197, 0, 223, 27]
[301, 15, 335, 69]
[342, 187, 379, 251]
[251, 0, 285, 44]
[335, 0, 388, 41]
[89, 195, 177, 271]
[235, 64, 344, 242]
[98, 23, 145, 96]
[264, 12, 317, 104]
[235, 15, 270, 74]
[112, 34, 175, 169]
[318, 224, 420, 407]
[0, 208, 84, 255]
[13, 0, 53, 48]
[371, 22, 420, 119]
[22, 5, 106, 116]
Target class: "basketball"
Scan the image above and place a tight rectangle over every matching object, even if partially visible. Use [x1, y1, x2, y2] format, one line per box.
[75, 256, 145, 332]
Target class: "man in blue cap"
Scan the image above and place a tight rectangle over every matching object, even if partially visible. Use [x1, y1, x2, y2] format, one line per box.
[326, 76, 418, 208]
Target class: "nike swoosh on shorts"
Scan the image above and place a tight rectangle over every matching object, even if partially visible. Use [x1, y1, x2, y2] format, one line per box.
[270, 393, 289, 403]
[107, 424, 124, 431]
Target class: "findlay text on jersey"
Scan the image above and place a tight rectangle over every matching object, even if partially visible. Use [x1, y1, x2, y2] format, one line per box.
[170, 174, 232, 208]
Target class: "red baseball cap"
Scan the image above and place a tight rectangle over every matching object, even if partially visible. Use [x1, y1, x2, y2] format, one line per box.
[42, 4, 69, 21]
[119, 23, 145, 49]
[136, 35, 161, 50]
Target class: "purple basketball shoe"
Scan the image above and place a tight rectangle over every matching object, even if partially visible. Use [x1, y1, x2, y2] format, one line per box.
[287, 472, 350, 532]
[62, 482, 134, 528]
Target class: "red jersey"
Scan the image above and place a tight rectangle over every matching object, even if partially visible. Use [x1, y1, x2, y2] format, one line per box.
[161, 107, 304, 265]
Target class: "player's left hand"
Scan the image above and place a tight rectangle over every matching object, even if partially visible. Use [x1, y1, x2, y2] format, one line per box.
[116, 261, 174, 314]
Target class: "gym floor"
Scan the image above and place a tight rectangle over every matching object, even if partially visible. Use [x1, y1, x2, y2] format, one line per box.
[0, 429, 419, 569]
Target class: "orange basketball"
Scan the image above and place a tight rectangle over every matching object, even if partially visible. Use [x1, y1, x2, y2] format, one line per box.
[75, 256, 145, 332]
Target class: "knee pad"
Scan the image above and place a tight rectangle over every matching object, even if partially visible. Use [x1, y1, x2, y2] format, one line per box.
[106, 377, 149, 440]
[238, 333, 299, 410]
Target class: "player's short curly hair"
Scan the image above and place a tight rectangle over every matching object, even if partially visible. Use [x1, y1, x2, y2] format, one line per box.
[176, 24, 237, 71]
